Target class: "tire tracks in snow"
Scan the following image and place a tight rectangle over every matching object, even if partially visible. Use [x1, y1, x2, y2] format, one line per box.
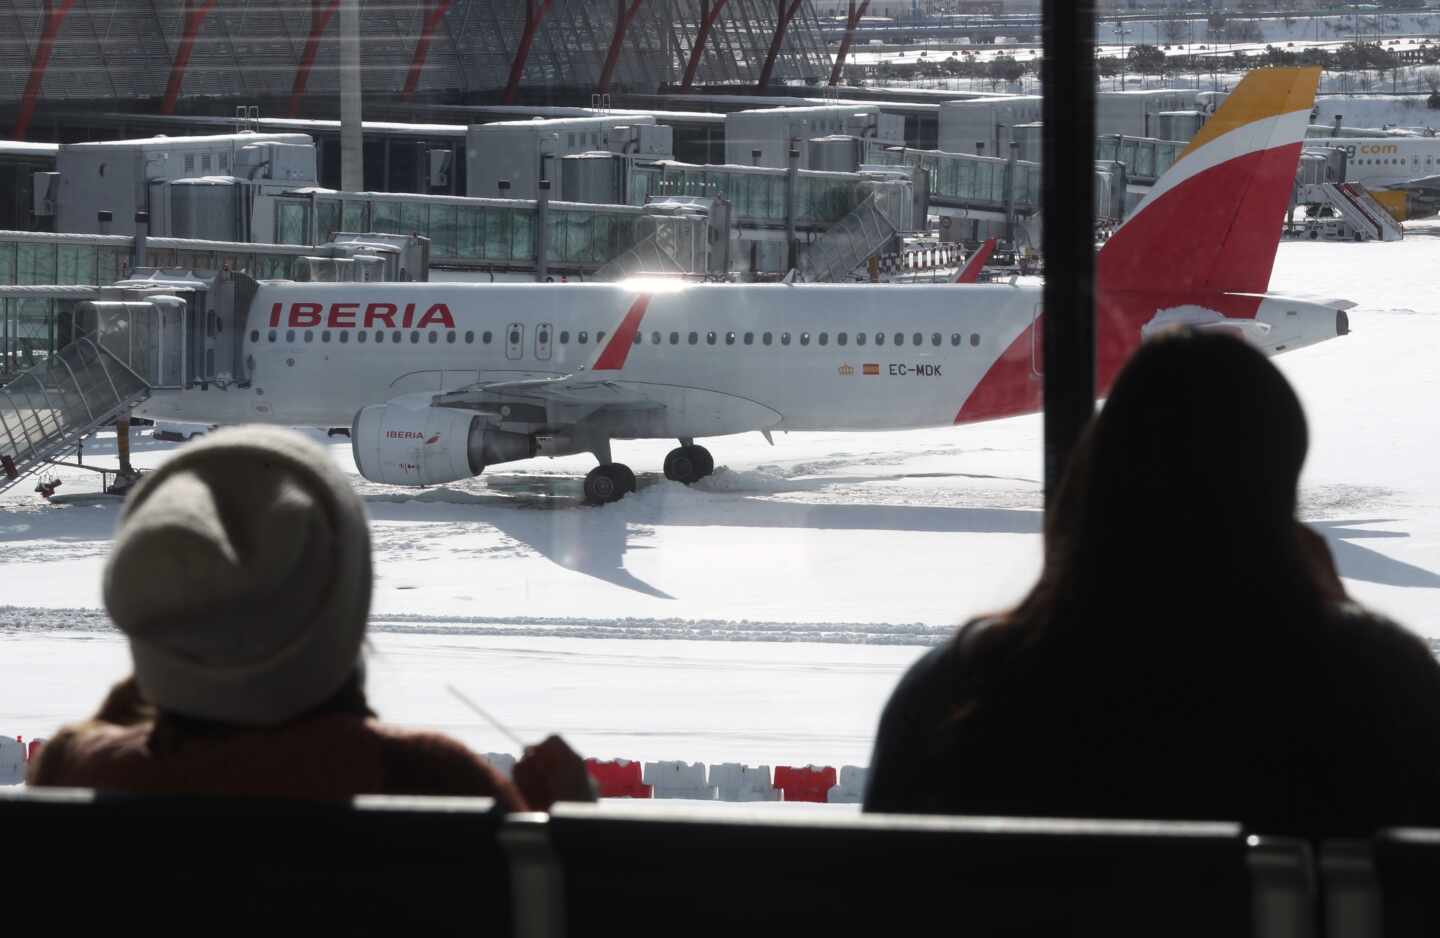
[0, 605, 953, 646]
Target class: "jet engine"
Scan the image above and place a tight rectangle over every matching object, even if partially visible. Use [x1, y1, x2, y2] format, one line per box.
[352, 399, 535, 486]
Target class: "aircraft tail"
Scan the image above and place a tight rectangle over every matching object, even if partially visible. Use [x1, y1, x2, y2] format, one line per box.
[1096, 67, 1320, 295]
[952, 239, 996, 284]
[955, 68, 1321, 425]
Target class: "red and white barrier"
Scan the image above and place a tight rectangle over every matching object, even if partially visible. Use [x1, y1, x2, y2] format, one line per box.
[544, 752, 868, 804]
[0, 736, 26, 785]
[774, 765, 839, 803]
[643, 761, 714, 800]
[708, 763, 779, 802]
[825, 766, 867, 804]
[585, 758, 651, 798]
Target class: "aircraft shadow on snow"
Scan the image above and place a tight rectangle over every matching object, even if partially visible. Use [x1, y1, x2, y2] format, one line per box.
[364, 474, 1046, 599]
[2, 494, 1434, 604]
[1311, 519, 1440, 591]
[361, 487, 1440, 601]
[363, 485, 675, 600]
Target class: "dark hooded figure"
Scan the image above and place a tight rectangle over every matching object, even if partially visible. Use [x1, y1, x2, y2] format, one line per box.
[864, 330, 1440, 834]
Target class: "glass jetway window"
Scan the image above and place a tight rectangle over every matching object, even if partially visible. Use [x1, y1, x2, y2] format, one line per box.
[874, 148, 1042, 213]
[276, 202, 307, 245]
[1094, 136, 1184, 184]
[296, 193, 690, 271]
[635, 164, 874, 227]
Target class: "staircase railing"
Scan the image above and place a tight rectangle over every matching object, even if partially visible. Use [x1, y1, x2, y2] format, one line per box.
[797, 192, 900, 283]
[591, 231, 689, 281]
[0, 338, 150, 495]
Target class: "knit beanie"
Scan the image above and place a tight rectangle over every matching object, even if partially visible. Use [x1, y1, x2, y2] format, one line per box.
[103, 426, 371, 727]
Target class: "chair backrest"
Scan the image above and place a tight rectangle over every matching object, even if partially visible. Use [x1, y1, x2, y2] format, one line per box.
[527, 804, 1315, 938]
[3, 788, 1319, 938]
[3, 787, 506, 937]
[1322, 829, 1440, 938]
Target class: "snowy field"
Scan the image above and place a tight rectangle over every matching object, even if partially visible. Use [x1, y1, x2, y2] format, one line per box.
[848, 10, 1440, 66]
[837, 67, 1440, 118]
[3, 230, 1439, 775]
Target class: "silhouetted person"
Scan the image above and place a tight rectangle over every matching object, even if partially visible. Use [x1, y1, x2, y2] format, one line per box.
[865, 330, 1440, 834]
[29, 427, 593, 809]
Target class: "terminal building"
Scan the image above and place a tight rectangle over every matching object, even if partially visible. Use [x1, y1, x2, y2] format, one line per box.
[0, 0, 1230, 390]
[0, 0, 832, 139]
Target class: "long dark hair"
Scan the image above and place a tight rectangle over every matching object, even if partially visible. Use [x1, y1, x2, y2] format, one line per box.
[983, 330, 1328, 679]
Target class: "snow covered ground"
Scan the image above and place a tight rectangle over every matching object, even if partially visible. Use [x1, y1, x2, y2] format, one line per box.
[2, 229, 1439, 776]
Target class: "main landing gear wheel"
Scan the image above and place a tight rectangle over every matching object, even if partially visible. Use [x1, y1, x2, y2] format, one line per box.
[584, 463, 636, 504]
[663, 444, 715, 485]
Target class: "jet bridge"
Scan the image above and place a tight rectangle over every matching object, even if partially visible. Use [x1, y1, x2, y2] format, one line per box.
[0, 271, 256, 495]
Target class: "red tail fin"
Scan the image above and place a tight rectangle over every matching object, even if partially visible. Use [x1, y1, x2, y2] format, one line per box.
[1094, 68, 1320, 389]
[955, 68, 1321, 425]
[1097, 67, 1321, 296]
[952, 239, 996, 284]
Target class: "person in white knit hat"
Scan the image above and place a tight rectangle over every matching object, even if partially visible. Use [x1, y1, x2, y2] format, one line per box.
[28, 426, 592, 808]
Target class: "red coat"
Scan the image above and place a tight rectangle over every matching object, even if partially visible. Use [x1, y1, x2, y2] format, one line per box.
[28, 678, 525, 807]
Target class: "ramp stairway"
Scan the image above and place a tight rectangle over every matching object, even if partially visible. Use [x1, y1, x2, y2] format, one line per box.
[0, 337, 151, 496]
[0, 273, 235, 497]
[592, 231, 689, 281]
[798, 192, 900, 282]
[1309, 183, 1405, 242]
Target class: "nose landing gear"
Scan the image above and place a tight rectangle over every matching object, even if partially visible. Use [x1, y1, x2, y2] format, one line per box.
[663, 444, 714, 485]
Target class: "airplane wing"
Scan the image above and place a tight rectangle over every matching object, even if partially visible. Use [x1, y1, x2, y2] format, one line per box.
[429, 291, 669, 424]
[430, 372, 665, 427]
[1370, 175, 1440, 214]
[1383, 173, 1440, 193]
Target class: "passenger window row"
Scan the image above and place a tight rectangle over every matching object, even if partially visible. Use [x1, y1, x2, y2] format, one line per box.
[254, 329, 603, 347]
[634, 329, 982, 349]
[252, 329, 983, 350]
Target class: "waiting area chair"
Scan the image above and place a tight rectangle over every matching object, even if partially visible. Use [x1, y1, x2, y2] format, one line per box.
[3, 789, 1319, 938]
[4, 787, 508, 937]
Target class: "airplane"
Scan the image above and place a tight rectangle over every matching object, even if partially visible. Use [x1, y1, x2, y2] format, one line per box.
[136, 67, 1347, 504]
[1304, 134, 1440, 213]
[1306, 135, 1440, 188]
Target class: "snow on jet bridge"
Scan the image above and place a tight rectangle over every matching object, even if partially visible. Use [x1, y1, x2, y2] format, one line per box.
[136, 68, 1348, 504]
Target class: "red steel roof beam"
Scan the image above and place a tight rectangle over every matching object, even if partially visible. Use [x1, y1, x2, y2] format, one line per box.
[287, 0, 342, 118]
[828, 0, 871, 86]
[680, 0, 730, 91]
[161, 0, 219, 115]
[502, 0, 556, 105]
[598, 0, 647, 95]
[756, 0, 804, 91]
[403, 0, 453, 98]
[15, 0, 79, 140]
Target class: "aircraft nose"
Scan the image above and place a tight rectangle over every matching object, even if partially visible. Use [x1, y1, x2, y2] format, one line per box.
[1337, 309, 1350, 336]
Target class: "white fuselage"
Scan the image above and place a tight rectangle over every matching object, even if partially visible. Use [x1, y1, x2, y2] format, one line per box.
[138, 280, 1041, 436]
[136, 280, 1340, 441]
[1309, 136, 1440, 189]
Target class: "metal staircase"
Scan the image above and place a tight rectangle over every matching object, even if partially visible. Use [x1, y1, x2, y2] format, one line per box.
[592, 232, 689, 281]
[0, 270, 247, 497]
[797, 192, 901, 282]
[0, 337, 150, 496]
[1302, 183, 1405, 242]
